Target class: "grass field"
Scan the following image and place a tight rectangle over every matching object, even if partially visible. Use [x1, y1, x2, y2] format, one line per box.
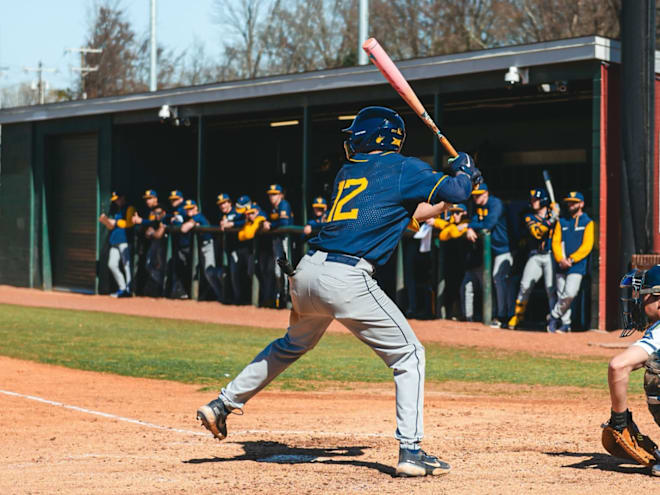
[0, 303, 639, 392]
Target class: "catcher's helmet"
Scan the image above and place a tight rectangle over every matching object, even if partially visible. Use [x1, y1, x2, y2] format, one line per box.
[529, 188, 550, 208]
[619, 264, 660, 337]
[343, 106, 405, 157]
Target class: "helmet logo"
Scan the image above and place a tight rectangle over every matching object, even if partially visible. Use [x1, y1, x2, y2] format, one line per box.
[375, 135, 384, 144]
[392, 137, 402, 147]
[391, 128, 403, 136]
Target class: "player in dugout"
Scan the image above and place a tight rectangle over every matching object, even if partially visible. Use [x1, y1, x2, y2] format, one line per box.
[547, 191, 594, 333]
[196, 106, 482, 477]
[98, 191, 135, 298]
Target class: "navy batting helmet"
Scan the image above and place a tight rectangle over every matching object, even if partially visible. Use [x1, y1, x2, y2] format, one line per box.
[529, 188, 550, 208]
[619, 265, 660, 337]
[342, 106, 405, 158]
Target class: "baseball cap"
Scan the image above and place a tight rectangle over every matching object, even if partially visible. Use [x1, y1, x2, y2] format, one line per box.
[563, 191, 584, 202]
[216, 193, 231, 205]
[312, 196, 328, 209]
[449, 203, 467, 212]
[267, 184, 283, 194]
[110, 191, 121, 201]
[471, 182, 488, 195]
[169, 189, 184, 200]
[143, 189, 158, 199]
[183, 199, 197, 210]
[235, 195, 252, 213]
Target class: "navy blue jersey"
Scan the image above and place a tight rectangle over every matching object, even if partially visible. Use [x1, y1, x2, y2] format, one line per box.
[171, 204, 191, 248]
[309, 152, 471, 266]
[269, 199, 293, 228]
[468, 195, 509, 255]
[190, 212, 212, 242]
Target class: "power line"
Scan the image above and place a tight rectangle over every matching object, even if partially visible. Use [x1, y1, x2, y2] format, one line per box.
[23, 62, 57, 104]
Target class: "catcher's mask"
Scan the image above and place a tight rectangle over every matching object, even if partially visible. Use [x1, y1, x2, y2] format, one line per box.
[620, 266, 660, 337]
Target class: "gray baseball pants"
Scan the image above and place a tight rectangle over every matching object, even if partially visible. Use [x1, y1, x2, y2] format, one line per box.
[550, 272, 583, 326]
[220, 250, 425, 448]
[108, 243, 131, 291]
[516, 252, 556, 310]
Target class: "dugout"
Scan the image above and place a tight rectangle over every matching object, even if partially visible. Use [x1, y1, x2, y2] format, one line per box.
[1, 36, 657, 329]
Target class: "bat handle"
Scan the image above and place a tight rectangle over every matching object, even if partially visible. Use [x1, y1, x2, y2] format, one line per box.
[438, 135, 458, 158]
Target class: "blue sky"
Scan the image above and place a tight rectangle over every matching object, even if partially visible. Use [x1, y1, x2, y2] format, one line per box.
[0, 0, 220, 89]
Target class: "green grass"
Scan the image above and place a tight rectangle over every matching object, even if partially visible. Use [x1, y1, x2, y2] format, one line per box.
[0, 303, 643, 393]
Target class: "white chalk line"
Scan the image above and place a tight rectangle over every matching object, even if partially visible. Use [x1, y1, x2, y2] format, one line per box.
[0, 389, 390, 439]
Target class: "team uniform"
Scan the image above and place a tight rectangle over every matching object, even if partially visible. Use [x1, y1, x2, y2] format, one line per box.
[197, 107, 481, 477]
[305, 197, 328, 233]
[437, 204, 470, 319]
[549, 192, 594, 331]
[466, 184, 513, 325]
[105, 192, 135, 297]
[261, 184, 293, 308]
[217, 194, 245, 304]
[234, 197, 266, 304]
[183, 200, 223, 301]
[508, 189, 557, 329]
[168, 190, 191, 299]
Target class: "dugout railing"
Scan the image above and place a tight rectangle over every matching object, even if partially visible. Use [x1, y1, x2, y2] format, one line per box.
[130, 225, 493, 324]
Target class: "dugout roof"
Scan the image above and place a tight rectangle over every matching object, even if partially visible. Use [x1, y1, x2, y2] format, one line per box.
[0, 36, 650, 125]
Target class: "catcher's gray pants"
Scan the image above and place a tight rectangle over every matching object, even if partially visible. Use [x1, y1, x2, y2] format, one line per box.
[516, 252, 556, 310]
[220, 250, 425, 448]
[550, 272, 582, 326]
[108, 243, 131, 291]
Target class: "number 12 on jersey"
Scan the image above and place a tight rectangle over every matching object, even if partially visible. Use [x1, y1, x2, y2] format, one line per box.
[327, 177, 368, 221]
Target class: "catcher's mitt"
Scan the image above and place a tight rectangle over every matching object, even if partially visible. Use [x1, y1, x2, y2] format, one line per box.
[602, 416, 659, 466]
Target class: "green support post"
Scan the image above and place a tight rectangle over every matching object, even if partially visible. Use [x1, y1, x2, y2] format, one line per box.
[301, 104, 310, 225]
[481, 230, 492, 325]
[251, 236, 260, 306]
[164, 232, 172, 296]
[191, 232, 199, 301]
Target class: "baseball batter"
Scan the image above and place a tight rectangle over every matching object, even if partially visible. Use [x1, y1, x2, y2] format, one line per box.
[603, 266, 660, 475]
[197, 106, 481, 477]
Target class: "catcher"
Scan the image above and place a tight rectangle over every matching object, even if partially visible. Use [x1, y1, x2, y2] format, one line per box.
[603, 265, 660, 476]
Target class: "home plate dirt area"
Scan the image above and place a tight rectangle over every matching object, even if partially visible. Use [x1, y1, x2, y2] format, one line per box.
[0, 286, 658, 493]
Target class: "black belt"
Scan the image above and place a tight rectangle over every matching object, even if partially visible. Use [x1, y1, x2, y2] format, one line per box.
[307, 249, 361, 267]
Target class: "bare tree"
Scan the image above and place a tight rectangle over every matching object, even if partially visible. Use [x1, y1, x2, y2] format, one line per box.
[82, 0, 140, 98]
[178, 39, 221, 86]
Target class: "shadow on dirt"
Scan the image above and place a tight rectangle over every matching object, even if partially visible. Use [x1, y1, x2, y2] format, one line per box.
[184, 441, 396, 475]
[545, 451, 650, 475]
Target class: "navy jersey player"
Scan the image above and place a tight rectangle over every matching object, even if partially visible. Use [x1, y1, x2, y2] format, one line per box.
[261, 184, 293, 308]
[197, 106, 481, 477]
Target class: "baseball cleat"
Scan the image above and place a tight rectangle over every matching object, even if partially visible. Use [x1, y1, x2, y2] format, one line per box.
[395, 448, 451, 477]
[197, 398, 229, 440]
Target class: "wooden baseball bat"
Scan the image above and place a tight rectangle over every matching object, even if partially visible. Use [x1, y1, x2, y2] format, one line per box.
[362, 37, 458, 158]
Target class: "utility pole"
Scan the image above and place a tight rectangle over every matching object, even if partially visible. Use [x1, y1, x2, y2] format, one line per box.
[357, 0, 369, 65]
[23, 62, 57, 104]
[66, 47, 102, 99]
[150, 0, 157, 91]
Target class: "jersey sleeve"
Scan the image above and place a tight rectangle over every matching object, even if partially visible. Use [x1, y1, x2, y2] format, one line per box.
[551, 221, 564, 262]
[399, 158, 472, 205]
[525, 214, 550, 240]
[439, 224, 467, 241]
[632, 324, 660, 355]
[569, 220, 594, 263]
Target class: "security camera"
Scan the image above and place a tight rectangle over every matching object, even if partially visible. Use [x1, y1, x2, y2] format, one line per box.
[158, 105, 180, 125]
[504, 66, 529, 87]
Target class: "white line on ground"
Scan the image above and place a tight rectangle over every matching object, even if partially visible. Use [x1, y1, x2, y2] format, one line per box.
[0, 389, 390, 439]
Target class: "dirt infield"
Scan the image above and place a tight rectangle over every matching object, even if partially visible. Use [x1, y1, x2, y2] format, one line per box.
[0, 285, 632, 358]
[2, 357, 659, 494]
[2, 285, 658, 493]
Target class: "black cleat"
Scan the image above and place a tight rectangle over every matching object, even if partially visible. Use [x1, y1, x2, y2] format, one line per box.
[395, 448, 451, 477]
[196, 398, 229, 440]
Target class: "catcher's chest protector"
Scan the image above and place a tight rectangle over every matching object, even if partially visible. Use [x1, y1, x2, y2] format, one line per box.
[645, 352, 660, 427]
